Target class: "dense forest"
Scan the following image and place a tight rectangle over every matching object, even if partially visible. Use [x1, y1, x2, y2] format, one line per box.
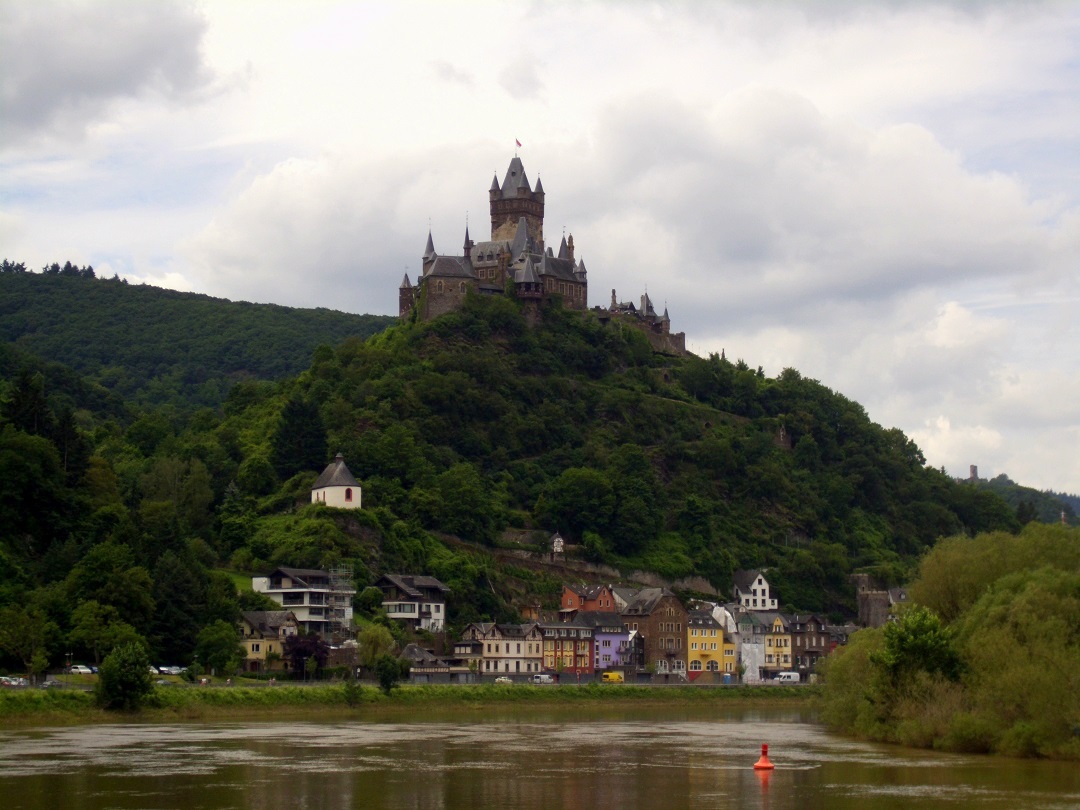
[1, 270, 1070, 678]
[0, 267, 395, 408]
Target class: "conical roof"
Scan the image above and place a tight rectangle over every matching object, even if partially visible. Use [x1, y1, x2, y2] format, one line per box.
[312, 453, 359, 490]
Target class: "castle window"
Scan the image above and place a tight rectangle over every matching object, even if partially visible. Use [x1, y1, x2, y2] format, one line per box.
[345, 488, 353, 502]
[460, 282, 466, 293]
[436, 280, 444, 292]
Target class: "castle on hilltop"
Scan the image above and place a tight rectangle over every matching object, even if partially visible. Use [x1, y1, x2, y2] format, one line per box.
[399, 156, 686, 354]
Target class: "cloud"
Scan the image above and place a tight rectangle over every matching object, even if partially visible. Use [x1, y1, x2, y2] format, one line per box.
[499, 55, 544, 100]
[431, 60, 474, 87]
[0, 0, 213, 147]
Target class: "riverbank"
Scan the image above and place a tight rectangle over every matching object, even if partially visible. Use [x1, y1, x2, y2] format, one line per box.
[0, 682, 816, 724]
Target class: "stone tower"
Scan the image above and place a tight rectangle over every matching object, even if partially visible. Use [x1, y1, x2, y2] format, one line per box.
[489, 157, 545, 247]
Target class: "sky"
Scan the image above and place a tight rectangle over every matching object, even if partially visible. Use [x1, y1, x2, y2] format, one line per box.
[2, 0, 1078, 495]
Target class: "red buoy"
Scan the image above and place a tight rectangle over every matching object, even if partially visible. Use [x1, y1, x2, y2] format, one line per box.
[753, 743, 775, 770]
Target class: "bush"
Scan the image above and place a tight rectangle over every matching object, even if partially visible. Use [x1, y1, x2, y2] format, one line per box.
[96, 642, 154, 711]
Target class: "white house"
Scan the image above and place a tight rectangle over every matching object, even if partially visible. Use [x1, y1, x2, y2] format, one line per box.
[733, 569, 779, 611]
[376, 574, 450, 632]
[252, 567, 355, 639]
[311, 453, 361, 509]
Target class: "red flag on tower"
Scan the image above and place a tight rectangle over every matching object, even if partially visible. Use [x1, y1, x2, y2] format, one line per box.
[515, 139, 522, 147]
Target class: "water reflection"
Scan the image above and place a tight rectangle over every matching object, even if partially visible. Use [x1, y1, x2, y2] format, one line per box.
[1, 707, 1078, 809]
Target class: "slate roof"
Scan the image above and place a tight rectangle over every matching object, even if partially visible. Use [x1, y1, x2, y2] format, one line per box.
[565, 583, 610, 601]
[400, 273, 412, 289]
[425, 255, 474, 278]
[687, 609, 721, 628]
[242, 610, 296, 636]
[401, 643, 448, 667]
[573, 611, 628, 633]
[621, 587, 673, 616]
[499, 157, 531, 197]
[733, 570, 764, 593]
[312, 453, 359, 490]
[378, 574, 450, 598]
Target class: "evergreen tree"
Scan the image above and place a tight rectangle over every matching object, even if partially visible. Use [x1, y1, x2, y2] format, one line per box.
[271, 396, 327, 479]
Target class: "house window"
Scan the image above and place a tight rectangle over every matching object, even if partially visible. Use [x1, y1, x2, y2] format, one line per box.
[690, 660, 702, 671]
[252, 643, 260, 653]
[345, 488, 353, 502]
[691, 643, 697, 651]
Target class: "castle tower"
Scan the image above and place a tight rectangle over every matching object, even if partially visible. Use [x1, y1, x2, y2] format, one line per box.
[490, 157, 545, 247]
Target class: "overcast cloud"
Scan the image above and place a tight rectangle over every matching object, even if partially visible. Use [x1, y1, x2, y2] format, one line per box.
[1, 0, 1077, 495]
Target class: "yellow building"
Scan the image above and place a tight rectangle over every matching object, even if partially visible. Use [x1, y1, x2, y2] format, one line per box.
[239, 610, 299, 673]
[687, 609, 728, 680]
[764, 613, 792, 676]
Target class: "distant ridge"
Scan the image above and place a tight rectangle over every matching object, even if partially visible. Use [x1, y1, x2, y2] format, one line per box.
[0, 271, 395, 409]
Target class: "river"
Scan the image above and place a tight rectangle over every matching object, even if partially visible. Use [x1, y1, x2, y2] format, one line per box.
[1, 706, 1077, 809]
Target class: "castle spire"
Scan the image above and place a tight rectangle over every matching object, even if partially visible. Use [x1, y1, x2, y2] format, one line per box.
[423, 230, 435, 261]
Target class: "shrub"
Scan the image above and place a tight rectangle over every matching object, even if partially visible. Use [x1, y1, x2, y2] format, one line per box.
[96, 642, 153, 711]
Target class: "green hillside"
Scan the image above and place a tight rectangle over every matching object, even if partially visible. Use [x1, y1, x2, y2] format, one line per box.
[0, 281, 1041, 677]
[0, 268, 395, 409]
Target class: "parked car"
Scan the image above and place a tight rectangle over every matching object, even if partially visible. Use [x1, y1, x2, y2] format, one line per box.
[775, 672, 800, 684]
[69, 665, 93, 675]
[40, 679, 62, 689]
[601, 671, 624, 683]
[494, 676, 513, 685]
[531, 673, 554, 685]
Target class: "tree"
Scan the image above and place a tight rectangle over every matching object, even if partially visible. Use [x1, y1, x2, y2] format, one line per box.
[871, 605, 962, 686]
[69, 600, 141, 665]
[283, 633, 329, 680]
[271, 396, 327, 479]
[194, 620, 244, 675]
[96, 641, 154, 711]
[357, 624, 397, 671]
[0, 605, 57, 680]
[534, 467, 614, 540]
[375, 653, 408, 695]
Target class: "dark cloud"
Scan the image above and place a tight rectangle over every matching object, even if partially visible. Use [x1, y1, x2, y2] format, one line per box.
[0, 0, 212, 146]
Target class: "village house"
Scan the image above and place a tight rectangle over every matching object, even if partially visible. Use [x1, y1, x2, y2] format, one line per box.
[460, 622, 544, 676]
[559, 583, 618, 619]
[788, 613, 830, 674]
[251, 567, 356, 639]
[686, 609, 738, 681]
[733, 569, 779, 611]
[575, 611, 632, 672]
[239, 610, 298, 674]
[621, 588, 688, 677]
[540, 619, 594, 677]
[375, 573, 450, 632]
[763, 613, 793, 677]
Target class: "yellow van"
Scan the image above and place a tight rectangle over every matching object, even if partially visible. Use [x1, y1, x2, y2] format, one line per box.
[601, 671, 624, 683]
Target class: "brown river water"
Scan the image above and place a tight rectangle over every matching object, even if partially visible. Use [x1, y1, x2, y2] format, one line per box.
[1, 705, 1077, 809]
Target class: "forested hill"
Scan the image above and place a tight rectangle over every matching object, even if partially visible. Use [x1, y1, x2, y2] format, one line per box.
[0, 269, 395, 409]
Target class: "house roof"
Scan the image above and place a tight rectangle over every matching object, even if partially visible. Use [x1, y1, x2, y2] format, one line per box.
[565, 583, 610, 601]
[378, 574, 450, 597]
[312, 453, 359, 490]
[401, 643, 447, 667]
[621, 587, 676, 616]
[687, 609, 720, 628]
[733, 569, 765, 593]
[271, 566, 329, 581]
[573, 611, 628, 633]
[242, 610, 296, 635]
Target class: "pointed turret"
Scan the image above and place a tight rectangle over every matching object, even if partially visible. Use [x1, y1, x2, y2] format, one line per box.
[400, 273, 412, 289]
[535, 176, 545, 199]
[423, 231, 435, 262]
[566, 234, 574, 262]
[463, 224, 473, 258]
[510, 216, 529, 259]
[575, 258, 587, 281]
[558, 235, 569, 260]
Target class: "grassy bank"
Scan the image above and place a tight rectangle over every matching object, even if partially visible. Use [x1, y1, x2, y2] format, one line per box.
[0, 683, 816, 724]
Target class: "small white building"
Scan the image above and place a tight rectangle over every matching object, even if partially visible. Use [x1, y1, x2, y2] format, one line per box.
[311, 453, 361, 509]
[733, 569, 778, 611]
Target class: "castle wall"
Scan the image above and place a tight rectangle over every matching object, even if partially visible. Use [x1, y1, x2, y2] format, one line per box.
[422, 279, 475, 320]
